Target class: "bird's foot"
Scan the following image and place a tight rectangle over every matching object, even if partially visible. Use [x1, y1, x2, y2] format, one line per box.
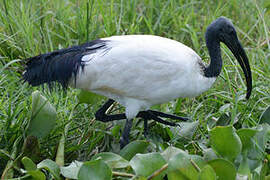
[137, 110, 190, 131]
[148, 110, 190, 121]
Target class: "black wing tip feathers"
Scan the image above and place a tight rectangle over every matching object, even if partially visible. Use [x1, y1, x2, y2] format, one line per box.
[23, 39, 109, 90]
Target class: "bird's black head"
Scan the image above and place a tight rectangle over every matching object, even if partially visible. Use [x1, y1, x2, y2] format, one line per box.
[206, 17, 238, 43]
[205, 17, 252, 99]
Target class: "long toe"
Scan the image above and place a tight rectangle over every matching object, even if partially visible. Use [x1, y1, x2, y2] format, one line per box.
[182, 117, 190, 121]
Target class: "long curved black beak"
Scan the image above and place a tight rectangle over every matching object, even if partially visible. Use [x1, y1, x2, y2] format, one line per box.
[224, 38, 252, 99]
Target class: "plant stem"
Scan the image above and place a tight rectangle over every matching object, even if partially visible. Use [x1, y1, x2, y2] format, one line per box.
[112, 171, 134, 178]
[190, 158, 201, 172]
[147, 163, 168, 180]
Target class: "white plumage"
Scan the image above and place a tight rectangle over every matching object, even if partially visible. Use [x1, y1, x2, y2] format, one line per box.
[74, 35, 216, 119]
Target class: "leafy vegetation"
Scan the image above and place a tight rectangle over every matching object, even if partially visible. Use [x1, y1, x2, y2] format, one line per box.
[0, 0, 269, 179]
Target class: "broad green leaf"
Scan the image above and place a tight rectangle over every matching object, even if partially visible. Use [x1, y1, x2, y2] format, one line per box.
[130, 152, 167, 180]
[27, 170, 46, 180]
[198, 165, 216, 180]
[92, 152, 129, 169]
[161, 146, 187, 162]
[238, 153, 250, 176]
[208, 159, 236, 180]
[60, 161, 83, 179]
[78, 159, 112, 180]
[247, 159, 261, 172]
[237, 128, 257, 152]
[179, 121, 199, 139]
[167, 152, 200, 180]
[27, 91, 56, 138]
[210, 126, 242, 161]
[37, 159, 60, 180]
[255, 124, 270, 151]
[260, 106, 270, 124]
[77, 90, 105, 105]
[171, 121, 199, 141]
[204, 148, 218, 162]
[248, 124, 270, 170]
[21, 156, 37, 171]
[119, 140, 149, 161]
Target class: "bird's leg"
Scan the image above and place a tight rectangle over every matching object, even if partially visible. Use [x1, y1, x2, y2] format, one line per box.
[95, 99, 126, 122]
[145, 111, 179, 126]
[137, 111, 151, 137]
[137, 111, 178, 137]
[144, 119, 148, 138]
[139, 112, 151, 137]
[120, 119, 133, 148]
[95, 100, 187, 148]
[148, 110, 189, 121]
[95, 99, 133, 148]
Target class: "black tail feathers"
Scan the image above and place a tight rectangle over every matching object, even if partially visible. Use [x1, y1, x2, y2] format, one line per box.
[23, 39, 108, 90]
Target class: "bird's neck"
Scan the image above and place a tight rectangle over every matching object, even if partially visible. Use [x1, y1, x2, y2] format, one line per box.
[204, 37, 222, 78]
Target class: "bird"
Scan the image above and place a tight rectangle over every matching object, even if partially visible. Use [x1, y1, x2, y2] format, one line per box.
[23, 17, 252, 148]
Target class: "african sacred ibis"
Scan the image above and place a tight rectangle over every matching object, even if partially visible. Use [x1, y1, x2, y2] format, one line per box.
[23, 17, 252, 148]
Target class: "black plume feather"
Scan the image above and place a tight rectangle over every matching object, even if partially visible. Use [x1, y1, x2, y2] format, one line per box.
[23, 39, 108, 90]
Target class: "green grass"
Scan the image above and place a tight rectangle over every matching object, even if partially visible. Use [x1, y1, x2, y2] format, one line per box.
[0, 0, 269, 175]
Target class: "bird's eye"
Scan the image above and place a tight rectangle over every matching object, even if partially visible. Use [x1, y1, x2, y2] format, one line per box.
[227, 25, 234, 34]
[218, 28, 223, 32]
[229, 28, 234, 35]
[219, 35, 225, 41]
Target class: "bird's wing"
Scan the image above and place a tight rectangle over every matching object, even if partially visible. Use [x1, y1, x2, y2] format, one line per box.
[23, 39, 110, 89]
[75, 35, 202, 105]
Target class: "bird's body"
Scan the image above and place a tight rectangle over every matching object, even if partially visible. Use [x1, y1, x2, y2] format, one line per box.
[73, 35, 215, 119]
[23, 17, 252, 147]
